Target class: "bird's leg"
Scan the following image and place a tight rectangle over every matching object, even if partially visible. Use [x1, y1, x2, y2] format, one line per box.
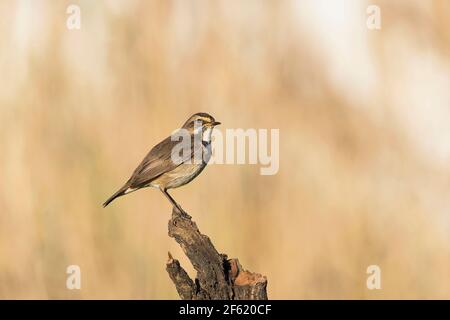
[160, 188, 191, 219]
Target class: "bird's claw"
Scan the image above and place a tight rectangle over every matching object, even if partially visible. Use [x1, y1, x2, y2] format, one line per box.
[173, 205, 191, 219]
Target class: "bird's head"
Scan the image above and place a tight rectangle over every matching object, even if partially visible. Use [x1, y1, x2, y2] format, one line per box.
[182, 112, 221, 133]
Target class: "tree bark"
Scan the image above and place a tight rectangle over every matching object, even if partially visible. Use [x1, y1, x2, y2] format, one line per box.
[166, 207, 268, 300]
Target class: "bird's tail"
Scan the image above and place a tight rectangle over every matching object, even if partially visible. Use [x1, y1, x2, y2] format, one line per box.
[103, 185, 128, 207]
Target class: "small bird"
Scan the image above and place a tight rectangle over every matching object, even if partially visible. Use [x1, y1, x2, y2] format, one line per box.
[103, 112, 220, 214]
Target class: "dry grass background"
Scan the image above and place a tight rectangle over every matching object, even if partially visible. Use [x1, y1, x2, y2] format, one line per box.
[0, 0, 449, 299]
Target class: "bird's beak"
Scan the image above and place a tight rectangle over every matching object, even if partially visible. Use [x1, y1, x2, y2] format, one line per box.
[212, 121, 221, 126]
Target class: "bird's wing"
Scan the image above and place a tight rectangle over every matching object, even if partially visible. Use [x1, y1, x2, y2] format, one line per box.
[127, 133, 201, 188]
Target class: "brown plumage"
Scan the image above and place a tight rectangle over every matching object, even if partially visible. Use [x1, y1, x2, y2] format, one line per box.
[103, 112, 220, 212]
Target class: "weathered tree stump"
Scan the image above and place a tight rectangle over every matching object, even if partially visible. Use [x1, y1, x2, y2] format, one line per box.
[166, 207, 268, 300]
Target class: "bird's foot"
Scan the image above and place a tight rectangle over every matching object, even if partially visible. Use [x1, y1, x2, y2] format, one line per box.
[173, 205, 191, 219]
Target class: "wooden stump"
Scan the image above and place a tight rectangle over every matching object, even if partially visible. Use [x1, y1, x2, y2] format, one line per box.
[166, 207, 268, 300]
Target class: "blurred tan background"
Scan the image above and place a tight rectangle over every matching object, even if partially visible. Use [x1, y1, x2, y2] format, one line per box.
[0, 0, 449, 299]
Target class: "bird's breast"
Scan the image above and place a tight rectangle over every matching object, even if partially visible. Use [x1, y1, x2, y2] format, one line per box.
[151, 162, 207, 189]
